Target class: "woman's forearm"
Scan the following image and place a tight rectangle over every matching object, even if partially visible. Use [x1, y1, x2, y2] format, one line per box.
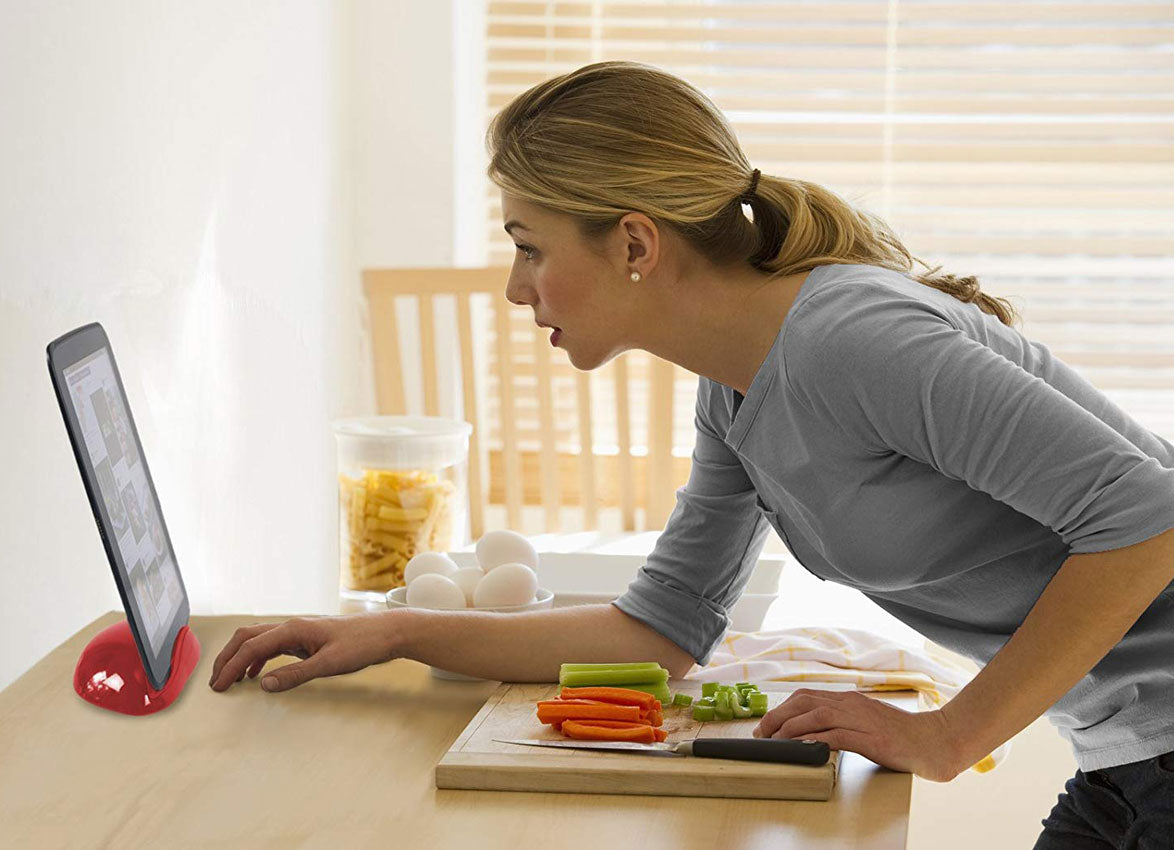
[387, 602, 696, 681]
[941, 526, 1174, 774]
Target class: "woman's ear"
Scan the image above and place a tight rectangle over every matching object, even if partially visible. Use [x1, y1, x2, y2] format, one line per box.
[618, 212, 659, 276]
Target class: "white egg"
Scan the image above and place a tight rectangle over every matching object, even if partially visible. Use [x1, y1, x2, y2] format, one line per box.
[403, 551, 459, 586]
[475, 530, 539, 573]
[405, 573, 467, 609]
[472, 562, 538, 608]
[451, 567, 485, 607]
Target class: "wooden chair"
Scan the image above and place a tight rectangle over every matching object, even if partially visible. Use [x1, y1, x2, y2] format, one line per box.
[362, 267, 694, 542]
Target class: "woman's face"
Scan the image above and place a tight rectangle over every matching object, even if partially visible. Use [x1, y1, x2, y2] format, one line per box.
[501, 192, 640, 371]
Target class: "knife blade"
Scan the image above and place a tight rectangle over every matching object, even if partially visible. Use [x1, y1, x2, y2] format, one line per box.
[493, 737, 830, 765]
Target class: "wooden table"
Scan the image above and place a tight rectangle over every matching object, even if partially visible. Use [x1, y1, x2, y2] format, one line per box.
[0, 612, 912, 848]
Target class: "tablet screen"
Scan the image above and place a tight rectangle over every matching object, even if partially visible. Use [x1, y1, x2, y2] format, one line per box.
[63, 348, 184, 659]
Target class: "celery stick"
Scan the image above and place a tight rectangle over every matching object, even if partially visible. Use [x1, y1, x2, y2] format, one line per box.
[692, 705, 715, 722]
[559, 668, 669, 687]
[736, 682, 751, 688]
[672, 693, 693, 707]
[563, 681, 669, 702]
[749, 693, 768, 716]
[701, 682, 718, 698]
[712, 691, 730, 711]
[730, 698, 752, 719]
[714, 706, 734, 721]
[560, 662, 663, 674]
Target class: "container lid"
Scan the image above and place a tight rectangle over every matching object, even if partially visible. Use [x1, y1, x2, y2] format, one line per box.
[332, 416, 472, 469]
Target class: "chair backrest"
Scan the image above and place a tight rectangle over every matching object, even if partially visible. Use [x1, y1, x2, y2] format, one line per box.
[362, 267, 693, 541]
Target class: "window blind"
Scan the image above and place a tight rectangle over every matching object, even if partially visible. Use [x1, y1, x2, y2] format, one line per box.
[480, 0, 1174, 456]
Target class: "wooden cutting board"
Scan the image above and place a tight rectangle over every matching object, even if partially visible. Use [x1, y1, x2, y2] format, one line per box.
[435, 681, 916, 801]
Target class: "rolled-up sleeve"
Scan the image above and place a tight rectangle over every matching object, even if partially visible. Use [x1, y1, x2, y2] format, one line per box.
[612, 379, 771, 665]
[783, 285, 1174, 555]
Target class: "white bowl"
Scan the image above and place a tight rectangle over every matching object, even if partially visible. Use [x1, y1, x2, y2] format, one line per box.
[385, 586, 554, 681]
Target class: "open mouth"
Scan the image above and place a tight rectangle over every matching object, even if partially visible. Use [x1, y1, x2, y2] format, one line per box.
[549, 328, 562, 346]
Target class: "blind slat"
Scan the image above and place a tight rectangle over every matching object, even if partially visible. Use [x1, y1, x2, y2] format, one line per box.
[490, 24, 1173, 49]
[487, 46, 1174, 72]
[490, 2, 1172, 25]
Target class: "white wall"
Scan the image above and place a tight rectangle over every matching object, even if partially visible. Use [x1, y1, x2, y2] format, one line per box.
[353, 0, 489, 424]
[0, 0, 383, 692]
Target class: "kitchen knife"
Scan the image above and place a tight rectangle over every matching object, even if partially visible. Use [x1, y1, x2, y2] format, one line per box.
[492, 737, 830, 765]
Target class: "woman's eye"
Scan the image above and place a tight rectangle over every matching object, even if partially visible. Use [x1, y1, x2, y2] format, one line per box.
[514, 244, 535, 260]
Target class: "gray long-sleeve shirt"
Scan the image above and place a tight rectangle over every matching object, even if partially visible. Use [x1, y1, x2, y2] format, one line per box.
[612, 262, 1174, 772]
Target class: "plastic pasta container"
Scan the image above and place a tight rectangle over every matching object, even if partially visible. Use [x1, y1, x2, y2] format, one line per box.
[332, 416, 472, 601]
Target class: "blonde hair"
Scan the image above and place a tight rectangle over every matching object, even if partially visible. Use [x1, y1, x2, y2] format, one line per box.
[487, 60, 1021, 329]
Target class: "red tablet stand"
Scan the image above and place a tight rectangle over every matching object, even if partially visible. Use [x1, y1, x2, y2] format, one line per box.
[73, 619, 201, 715]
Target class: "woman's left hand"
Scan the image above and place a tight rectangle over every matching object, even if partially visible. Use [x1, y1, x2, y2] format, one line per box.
[752, 688, 964, 782]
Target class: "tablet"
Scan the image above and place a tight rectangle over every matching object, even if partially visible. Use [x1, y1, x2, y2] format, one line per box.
[47, 322, 191, 691]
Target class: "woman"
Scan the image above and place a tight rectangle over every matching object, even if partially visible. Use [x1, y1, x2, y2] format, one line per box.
[209, 62, 1174, 845]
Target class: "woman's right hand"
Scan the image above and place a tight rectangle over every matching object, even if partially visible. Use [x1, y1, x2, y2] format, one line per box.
[208, 611, 403, 693]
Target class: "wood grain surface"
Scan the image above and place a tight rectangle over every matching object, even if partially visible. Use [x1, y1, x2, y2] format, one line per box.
[0, 613, 913, 849]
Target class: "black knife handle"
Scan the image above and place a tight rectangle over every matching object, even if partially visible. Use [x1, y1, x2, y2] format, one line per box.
[688, 737, 830, 765]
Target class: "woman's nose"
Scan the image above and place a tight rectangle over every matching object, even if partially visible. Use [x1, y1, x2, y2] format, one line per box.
[504, 275, 533, 307]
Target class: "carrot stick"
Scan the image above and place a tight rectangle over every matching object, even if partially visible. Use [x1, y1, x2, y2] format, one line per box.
[536, 702, 641, 717]
[561, 719, 651, 729]
[537, 698, 626, 709]
[559, 719, 668, 742]
[557, 687, 658, 710]
[535, 703, 642, 723]
[540, 703, 661, 724]
[561, 718, 666, 741]
[561, 720, 657, 744]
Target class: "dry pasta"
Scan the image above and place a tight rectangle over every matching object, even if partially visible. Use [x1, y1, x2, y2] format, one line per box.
[339, 468, 457, 592]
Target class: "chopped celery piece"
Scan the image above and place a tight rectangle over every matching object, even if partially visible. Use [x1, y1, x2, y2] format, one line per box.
[737, 686, 760, 707]
[701, 682, 718, 698]
[712, 691, 730, 710]
[736, 682, 751, 688]
[714, 706, 734, 721]
[559, 668, 669, 687]
[692, 705, 715, 722]
[749, 693, 769, 716]
[672, 693, 693, 707]
[696, 696, 715, 708]
[730, 698, 752, 719]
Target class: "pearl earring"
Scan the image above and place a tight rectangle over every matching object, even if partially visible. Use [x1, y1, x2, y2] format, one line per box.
[630, 271, 641, 282]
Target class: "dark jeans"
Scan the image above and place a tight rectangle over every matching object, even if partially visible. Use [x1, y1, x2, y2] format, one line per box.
[1033, 749, 1174, 848]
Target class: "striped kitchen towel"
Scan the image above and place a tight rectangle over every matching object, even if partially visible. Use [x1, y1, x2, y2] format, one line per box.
[683, 626, 1009, 774]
